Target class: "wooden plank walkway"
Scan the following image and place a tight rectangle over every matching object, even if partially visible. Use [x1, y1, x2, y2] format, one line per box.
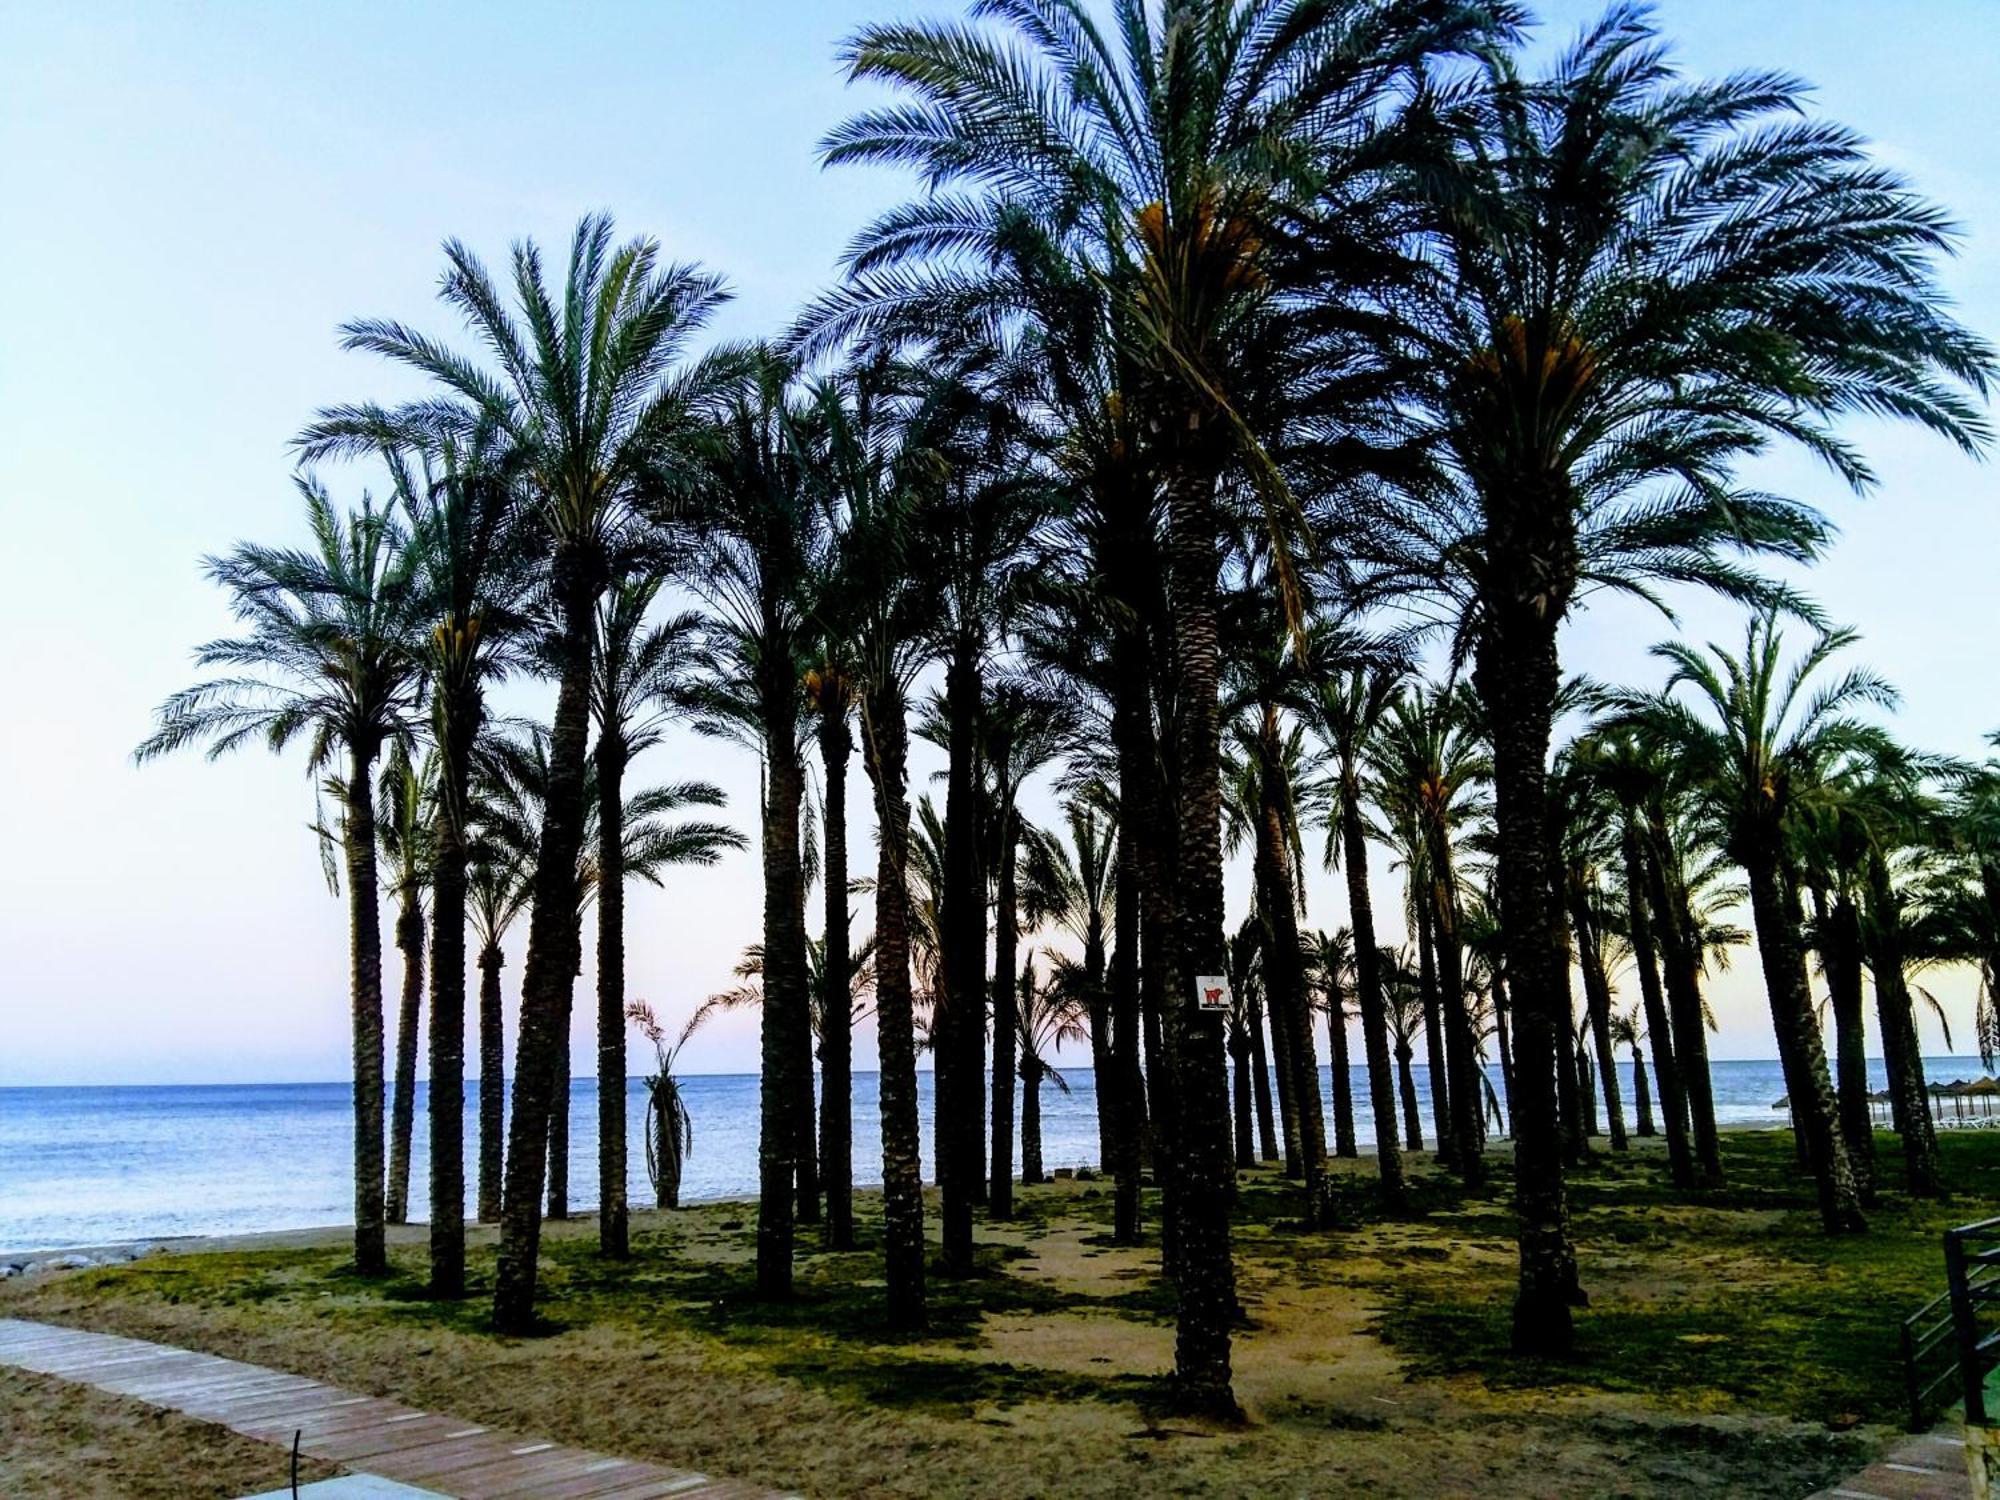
[1807, 1428, 1969, 1500]
[0, 1317, 797, 1500]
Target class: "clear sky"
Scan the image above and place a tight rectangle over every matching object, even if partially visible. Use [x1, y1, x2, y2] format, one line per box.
[1, 2, 1995, 1086]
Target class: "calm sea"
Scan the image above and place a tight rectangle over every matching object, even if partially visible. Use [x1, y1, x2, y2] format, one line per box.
[0, 1057, 1983, 1253]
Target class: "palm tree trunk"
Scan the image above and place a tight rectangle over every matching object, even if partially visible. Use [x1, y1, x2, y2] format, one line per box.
[1255, 732, 1326, 1219]
[493, 557, 596, 1333]
[477, 943, 505, 1224]
[1631, 1047, 1654, 1137]
[1247, 993, 1279, 1164]
[937, 643, 981, 1273]
[1341, 785, 1405, 1206]
[1551, 895, 1588, 1166]
[1255, 709, 1328, 1199]
[1109, 694, 1147, 1242]
[1162, 456, 1238, 1415]
[1396, 1036, 1424, 1151]
[1865, 858, 1942, 1196]
[344, 741, 389, 1277]
[989, 800, 1020, 1217]
[1414, 895, 1454, 1169]
[1744, 843, 1866, 1232]
[1230, 1025, 1255, 1169]
[1325, 977, 1357, 1160]
[1567, 892, 1627, 1153]
[1267, 945, 1301, 1178]
[758, 701, 810, 1298]
[1577, 1036, 1599, 1138]
[1021, 1056, 1045, 1185]
[429, 721, 472, 1297]
[1820, 892, 1876, 1204]
[548, 974, 571, 1220]
[1621, 818, 1692, 1188]
[387, 896, 424, 1225]
[1431, 849, 1487, 1183]
[819, 703, 856, 1250]
[596, 737, 630, 1259]
[1647, 829, 1723, 1184]
[863, 678, 927, 1328]
[1472, 611, 1579, 1359]
[1491, 966, 1515, 1135]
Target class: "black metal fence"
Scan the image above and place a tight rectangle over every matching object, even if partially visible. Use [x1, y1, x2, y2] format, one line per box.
[1902, 1216, 2000, 1431]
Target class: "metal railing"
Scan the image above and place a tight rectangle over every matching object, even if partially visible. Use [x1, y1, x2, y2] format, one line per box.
[1903, 1216, 2000, 1431]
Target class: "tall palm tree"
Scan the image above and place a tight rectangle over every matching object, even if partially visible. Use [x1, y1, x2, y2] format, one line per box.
[467, 825, 531, 1225]
[1340, 8, 1991, 1352]
[391, 428, 528, 1294]
[1020, 796, 1119, 1171]
[589, 574, 703, 1258]
[814, 356, 936, 1329]
[805, 653, 862, 1248]
[684, 349, 829, 1296]
[985, 685, 1078, 1219]
[1019, 957, 1089, 1186]
[477, 728, 743, 1224]
[820, 0, 1508, 1410]
[1307, 928, 1360, 1159]
[1572, 731, 1696, 1190]
[302, 214, 734, 1332]
[1306, 662, 1408, 1207]
[1621, 613, 1898, 1231]
[1369, 683, 1491, 1182]
[1224, 698, 1329, 1215]
[1611, 1007, 1653, 1138]
[139, 481, 426, 1276]
[1551, 749, 1628, 1155]
[376, 742, 437, 1226]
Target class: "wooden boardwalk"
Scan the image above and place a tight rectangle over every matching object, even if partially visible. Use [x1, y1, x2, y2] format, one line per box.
[0, 1317, 796, 1499]
[1808, 1428, 1970, 1500]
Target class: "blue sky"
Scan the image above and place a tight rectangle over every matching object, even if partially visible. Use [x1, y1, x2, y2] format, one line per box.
[1, 1, 1995, 1085]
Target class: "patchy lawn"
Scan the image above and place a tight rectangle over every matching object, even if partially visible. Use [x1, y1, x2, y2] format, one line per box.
[5, 1129, 1985, 1498]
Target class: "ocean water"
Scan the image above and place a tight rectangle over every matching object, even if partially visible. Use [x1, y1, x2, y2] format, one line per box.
[0, 1056, 1986, 1253]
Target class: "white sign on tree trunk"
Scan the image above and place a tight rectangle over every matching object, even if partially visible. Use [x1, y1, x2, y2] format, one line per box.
[1194, 975, 1232, 1012]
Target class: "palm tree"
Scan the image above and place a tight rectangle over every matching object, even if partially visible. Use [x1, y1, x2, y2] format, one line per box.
[1621, 613, 1899, 1231]
[1224, 699, 1328, 1214]
[477, 728, 743, 1224]
[814, 357, 935, 1329]
[1381, 946, 1427, 1154]
[1369, 683, 1492, 1182]
[1572, 731, 1696, 1189]
[984, 683, 1075, 1220]
[466, 825, 531, 1224]
[820, 0, 1510, 1411]
[625, 999, 704, 1211]
[1020, 797, 1119, 1171]
[1341, 8, 1992, 1352]
[1307, 929, 1360, 1159]
[1306, 663, 1409, 1207]
[1610, 1008, 1652, 1138]
[302, 213, 734, 1332]
[391, 427, 528, 1294]
[376, 742, 436, 1226]
[805, 654, 861, 1248]
[138, 481, 426, 1276]
[1019, 958, 1089, 1186]
[589, 574, 703, 1258]
[684, 349, 830, 1296]
[1551, 750, 1628, 1156]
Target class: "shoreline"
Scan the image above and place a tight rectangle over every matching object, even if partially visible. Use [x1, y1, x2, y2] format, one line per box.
[0, 1120, 1829, 1266]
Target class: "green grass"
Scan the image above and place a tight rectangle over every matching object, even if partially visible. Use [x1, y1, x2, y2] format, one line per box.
[1372, 1129, 2000, 1426]
[21, 1129, 2000, 1431]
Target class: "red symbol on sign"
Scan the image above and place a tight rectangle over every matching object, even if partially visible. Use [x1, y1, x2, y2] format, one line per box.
[1204, 987, 1225, 1007]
